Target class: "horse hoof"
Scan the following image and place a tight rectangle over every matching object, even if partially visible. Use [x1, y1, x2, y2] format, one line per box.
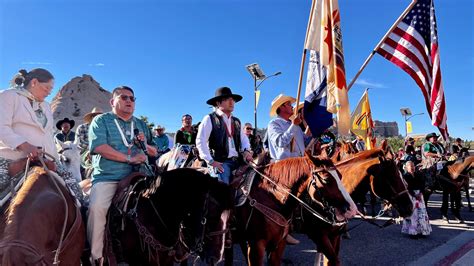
[442, 215, 449, 223]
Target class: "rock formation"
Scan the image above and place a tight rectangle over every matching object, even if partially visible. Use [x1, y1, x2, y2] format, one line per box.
[51, 74, 112, 129]
[374, 120, 399, 137]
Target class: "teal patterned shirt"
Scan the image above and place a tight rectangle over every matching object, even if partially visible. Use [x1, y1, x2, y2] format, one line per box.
[89, 112, 154, 184]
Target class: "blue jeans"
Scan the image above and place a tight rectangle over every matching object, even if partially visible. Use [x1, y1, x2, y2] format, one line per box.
[218, 159, 238, 184]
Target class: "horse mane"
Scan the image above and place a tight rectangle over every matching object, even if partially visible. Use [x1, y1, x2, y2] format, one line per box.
[261, 156, 334, 194]
[4, 167, 46, 235]
[336, 149, 384, 166]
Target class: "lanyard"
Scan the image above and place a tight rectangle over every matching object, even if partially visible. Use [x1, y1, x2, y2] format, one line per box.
[114, 119, 135, 149]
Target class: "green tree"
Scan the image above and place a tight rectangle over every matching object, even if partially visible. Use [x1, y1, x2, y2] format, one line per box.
[138, 115, 155, 130]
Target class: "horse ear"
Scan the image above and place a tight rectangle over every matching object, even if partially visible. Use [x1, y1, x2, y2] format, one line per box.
[378, 155, 386, 163]
[305, 151, 323, 166]
[380, 139, 388, 151]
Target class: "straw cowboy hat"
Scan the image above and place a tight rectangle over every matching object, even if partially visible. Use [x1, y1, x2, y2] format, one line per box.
[269, 94, 296, 117]
[425, 132, 439, 140]
[83, 107, 104, 124]
[206, 87, 242, 106]
[56, 117, 75, 130]
[154, 125, 165, 131]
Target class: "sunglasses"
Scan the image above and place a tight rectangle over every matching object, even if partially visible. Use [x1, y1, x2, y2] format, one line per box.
[118, 95, 136, 102]
[245, 127, 253, 130]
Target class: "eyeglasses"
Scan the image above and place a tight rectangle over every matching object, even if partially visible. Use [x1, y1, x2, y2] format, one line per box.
[245, 127, 253, 130]
[118, 95, 136, 102]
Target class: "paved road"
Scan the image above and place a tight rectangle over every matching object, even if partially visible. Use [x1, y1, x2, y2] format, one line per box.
[219, 193, 473, 265]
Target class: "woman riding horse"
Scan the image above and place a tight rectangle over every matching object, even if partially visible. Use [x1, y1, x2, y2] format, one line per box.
[0, 69, 85, 265]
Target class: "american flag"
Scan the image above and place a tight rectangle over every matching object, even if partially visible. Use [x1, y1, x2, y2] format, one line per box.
[377, 0, 448, 140]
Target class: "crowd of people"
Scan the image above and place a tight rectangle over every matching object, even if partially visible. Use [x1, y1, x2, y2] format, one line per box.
[0, 68, 471, 264]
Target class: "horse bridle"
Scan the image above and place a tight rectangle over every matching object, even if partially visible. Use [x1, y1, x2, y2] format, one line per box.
[308, 167, 340, 224]
[130, 188, 228, 262]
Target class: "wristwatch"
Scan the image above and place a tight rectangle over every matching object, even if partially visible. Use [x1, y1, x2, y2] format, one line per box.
[126, 154, 131, 164]
[208, 159, 214, 165]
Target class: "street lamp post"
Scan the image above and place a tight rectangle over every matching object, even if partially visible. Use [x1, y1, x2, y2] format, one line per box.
[400, 107, 424, 137]
[246, 63, 281, 135]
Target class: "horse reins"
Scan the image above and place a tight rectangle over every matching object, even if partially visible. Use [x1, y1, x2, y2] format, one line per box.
[246, 161, 347, 227]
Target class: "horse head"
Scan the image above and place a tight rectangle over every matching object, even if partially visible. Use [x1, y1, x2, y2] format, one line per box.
[305, 153, 357, 223]
[197, 177, 233, 265]
[147, 168, 232, 265]
[55, 140, 82, 182]
[370, 155, 413, 217]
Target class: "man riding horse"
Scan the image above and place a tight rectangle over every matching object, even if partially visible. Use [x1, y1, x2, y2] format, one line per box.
[87, 85, 158, 265]
[196, 86, 253, 184]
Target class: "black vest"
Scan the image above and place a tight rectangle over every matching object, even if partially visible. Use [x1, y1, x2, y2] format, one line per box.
[208, 112, 242, 162]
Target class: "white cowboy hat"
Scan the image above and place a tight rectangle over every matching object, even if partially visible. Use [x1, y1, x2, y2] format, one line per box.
[154, 125, 165, 131]
[269, 94, 296, 117]
[83, 107, 104, 123]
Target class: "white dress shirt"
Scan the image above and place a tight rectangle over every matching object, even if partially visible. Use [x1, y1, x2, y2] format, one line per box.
[196, 109, 250, 163]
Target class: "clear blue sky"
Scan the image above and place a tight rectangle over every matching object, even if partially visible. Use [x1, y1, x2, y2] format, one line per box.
[1, 0, 472, 140]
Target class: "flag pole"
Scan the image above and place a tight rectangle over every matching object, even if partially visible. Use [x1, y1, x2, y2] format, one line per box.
[294, 0, 317, 116]
[346, 0, 418, 91]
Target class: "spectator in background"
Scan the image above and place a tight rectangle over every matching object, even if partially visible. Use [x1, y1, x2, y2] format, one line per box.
[451, 138, 465, 158]
[55, 117, 76, 142]
[401, 161, 432, 237]
[243, 122, 263, 156]
[75, 107, 104, 153]
[174, 114, 196, 146]
[153, 125, 170, 155]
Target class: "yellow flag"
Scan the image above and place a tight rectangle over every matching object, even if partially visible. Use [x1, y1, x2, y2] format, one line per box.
[350, 90, 376, 149]
[255, 90, 261, 108]
[406, 121, 413, 134]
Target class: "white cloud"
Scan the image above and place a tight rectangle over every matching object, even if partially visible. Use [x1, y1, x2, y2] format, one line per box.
[21, 61, 52, 65]
[88, 63, 105, 67]
[355, 78, 387, 89]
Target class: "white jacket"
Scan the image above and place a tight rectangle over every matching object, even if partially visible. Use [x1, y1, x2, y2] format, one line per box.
[0, 88, 58, 160]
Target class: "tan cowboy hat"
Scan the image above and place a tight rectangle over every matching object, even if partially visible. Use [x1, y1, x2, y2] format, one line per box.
[154, 125, 165, 131]
[269, 94, 296, 117]
[83, 107, 104, 123]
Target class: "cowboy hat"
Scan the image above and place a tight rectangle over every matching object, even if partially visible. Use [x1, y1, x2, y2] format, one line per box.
[56, 117, 75, 130]
[425, 132, 439, 140]
[83, 107, 104, 124]
[154, 125, 165, 131]
[269, 94, 296, 117]
[206, 87, 242, 106]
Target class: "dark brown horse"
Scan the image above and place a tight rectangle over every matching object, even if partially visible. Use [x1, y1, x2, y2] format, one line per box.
[0, 166, 85, 265]
[107, 168, 234, 265]
[235, 154, 356, 265]
[302, 148, 413, 266]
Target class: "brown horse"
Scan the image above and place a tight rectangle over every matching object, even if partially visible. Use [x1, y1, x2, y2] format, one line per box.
[235, 154, 356, 265]
[107, 168, 234, 265]
[302, 148, 413, 266]
[0, 166, 85, 265]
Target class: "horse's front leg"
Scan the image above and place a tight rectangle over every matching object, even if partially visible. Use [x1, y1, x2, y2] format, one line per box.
[268, 240, 287, 266]
[315, 236, 340, 266]
[247, 241, 266, 266]
[464, 182, 473, 212]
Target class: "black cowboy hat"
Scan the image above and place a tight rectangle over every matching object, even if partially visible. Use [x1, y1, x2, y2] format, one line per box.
[206, 87, 242, 106]
[425, 132, 439, 140]
[56, 117, 75, 130]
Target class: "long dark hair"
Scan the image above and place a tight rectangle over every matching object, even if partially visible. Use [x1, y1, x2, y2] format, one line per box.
[13, 68, 54, 87]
